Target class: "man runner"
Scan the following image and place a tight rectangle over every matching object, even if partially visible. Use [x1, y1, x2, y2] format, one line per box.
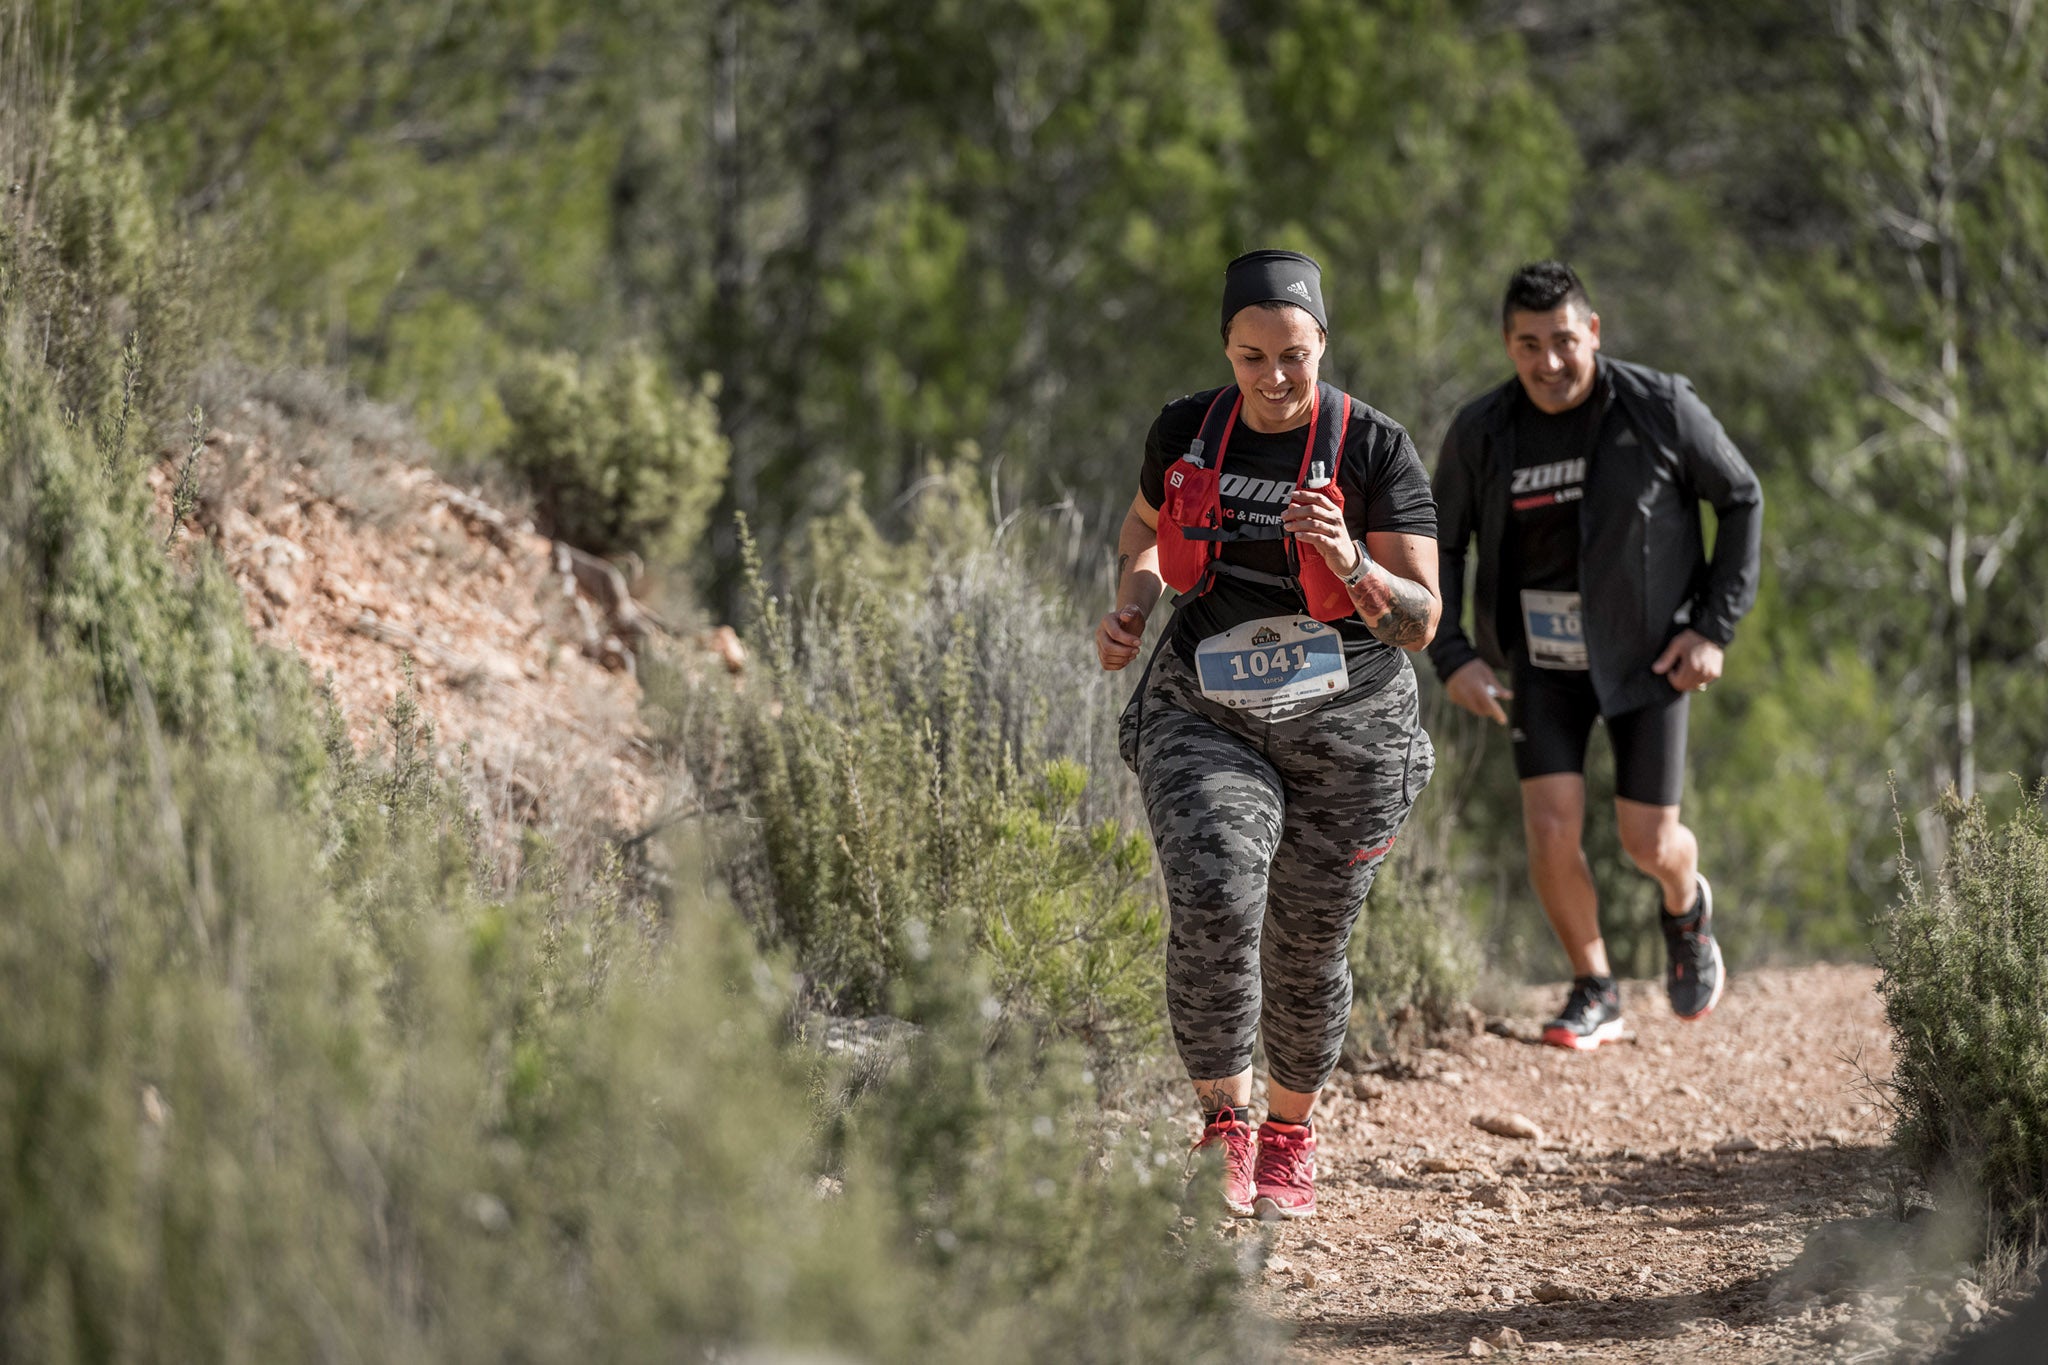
[1430, 261, 1763, 1049]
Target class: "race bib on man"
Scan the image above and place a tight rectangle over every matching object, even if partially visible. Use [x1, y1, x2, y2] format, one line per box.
[1194, 615, 1348, 719]
[1521, 589, 1588, 671]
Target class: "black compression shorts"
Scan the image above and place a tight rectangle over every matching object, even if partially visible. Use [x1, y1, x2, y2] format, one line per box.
[1507, 654, 1689, 806]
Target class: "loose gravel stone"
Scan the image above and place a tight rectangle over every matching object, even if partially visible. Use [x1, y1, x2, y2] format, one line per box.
[1474, 1111, 1545, 1142]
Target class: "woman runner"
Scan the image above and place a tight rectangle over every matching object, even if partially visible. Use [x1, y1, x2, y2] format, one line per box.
[1096, 250, 1441, 1218]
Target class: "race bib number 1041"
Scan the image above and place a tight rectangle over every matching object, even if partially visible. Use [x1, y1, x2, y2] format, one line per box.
[1194, 616, 1349, 720]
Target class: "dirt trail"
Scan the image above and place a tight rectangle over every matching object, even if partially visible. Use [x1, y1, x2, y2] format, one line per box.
[1246, 963, 1921, 1362]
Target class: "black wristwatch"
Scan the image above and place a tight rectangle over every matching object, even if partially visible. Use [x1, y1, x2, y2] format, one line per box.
[1340, 540, 1375, 589]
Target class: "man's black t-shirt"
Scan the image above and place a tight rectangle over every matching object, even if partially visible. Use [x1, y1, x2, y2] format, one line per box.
[1501, 376, 1607, 652]
[1140, 386, 1437, 698]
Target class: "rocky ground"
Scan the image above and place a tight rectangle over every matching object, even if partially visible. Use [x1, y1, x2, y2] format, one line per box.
[1220, 964, 2030, 1362]
[148, 389, 728, 881]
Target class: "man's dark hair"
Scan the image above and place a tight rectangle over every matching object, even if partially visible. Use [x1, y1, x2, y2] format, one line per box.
[1502, 261, 1591, 328]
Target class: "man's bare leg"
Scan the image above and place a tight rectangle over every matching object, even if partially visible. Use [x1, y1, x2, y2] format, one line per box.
[1615, 797, 1700, 914]
[1520, 773, 1610, 978]
[1616, 795, 1722, 1019]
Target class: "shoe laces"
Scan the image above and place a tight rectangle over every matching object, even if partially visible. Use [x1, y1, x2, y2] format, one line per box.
[1257, 1123, 1312, 1185]
[1561, 976, 1610, 1019]
[1663, 905, 1711, 953]
[1190, 1107, 1255, 1186]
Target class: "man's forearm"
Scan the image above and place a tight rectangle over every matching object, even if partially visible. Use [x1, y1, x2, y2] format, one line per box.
[1425, 545, 1476, 677]
[1695, 493, 1763, 642]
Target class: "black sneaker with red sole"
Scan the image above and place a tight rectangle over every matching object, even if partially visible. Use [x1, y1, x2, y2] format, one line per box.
[1542, 975, 1625, 1051]
[1663, 875, 1725, 1021]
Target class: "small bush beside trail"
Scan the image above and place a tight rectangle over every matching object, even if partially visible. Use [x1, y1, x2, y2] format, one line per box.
[672, 487, 1163, 1057]
[1876, 789, 2048, 1259]
[3, 101, 213, 452]
[495, 343, 729, 562]
[1347, 847, 1482, 1057]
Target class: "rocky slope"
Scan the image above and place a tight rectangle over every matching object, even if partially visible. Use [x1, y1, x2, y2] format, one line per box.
[150, 391, 710, 876]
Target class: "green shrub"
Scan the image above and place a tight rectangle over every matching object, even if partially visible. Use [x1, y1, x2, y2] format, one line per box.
[851, 931, 1274, 1363]
[0, 605, 1274, 1362]
[2, 99, 213, 456]
[666, 498, 1164, 1056]
[495, 344, 729, 561]
[1876, 788, 2048, 1258]
[1347, 838, 1482, 1056]
[0, 632, 815, 1358]
[1, 323, 315, 772]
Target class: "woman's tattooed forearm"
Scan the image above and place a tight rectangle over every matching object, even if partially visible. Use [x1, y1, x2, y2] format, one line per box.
[1350, 572, 1435, 649]
[1117, 552, 1131, 583]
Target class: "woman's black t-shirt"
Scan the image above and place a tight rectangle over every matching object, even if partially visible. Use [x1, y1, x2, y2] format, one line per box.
[1139, 385, 1438, 698]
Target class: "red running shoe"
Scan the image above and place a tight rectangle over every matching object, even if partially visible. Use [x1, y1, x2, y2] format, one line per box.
[1192, 1106, 1257, 1217]
[1253, 1119, 1317, 1219]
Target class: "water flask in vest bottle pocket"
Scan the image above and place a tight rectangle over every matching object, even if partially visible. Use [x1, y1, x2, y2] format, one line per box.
[1158, 443, 1220, 592]
[1295, 459, 1353, 622]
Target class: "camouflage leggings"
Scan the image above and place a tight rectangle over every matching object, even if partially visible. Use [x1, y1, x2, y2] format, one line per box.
[1120, 645, 1434, 1092]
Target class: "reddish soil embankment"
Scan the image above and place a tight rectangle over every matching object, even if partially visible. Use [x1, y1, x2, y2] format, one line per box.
[151, 412, 697, 862]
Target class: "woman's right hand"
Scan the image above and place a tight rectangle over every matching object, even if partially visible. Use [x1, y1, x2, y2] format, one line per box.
[1096, 605, 1148, 671]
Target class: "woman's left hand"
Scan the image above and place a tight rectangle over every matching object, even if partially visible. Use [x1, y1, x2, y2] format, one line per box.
[1281, 488, 1358, 576]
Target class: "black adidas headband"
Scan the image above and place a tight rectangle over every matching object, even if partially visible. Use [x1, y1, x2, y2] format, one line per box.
[1221, 249, 1328, 336]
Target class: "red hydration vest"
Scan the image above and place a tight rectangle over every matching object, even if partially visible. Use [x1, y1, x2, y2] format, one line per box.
[1157, 381, 1356, 622]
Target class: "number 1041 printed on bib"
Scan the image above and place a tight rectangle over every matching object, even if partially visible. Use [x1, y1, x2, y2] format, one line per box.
[1194, 616, 1349, 719]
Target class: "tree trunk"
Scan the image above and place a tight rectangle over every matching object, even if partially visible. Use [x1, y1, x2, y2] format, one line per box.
[705, 0, 750, 616]
[1931, 71, 1975, 801]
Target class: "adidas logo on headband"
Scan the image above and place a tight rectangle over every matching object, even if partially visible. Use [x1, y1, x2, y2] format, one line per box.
[1222, 249, 1329, 333]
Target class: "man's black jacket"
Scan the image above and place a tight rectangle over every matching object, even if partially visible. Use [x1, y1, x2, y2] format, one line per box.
[1428, 357, 1764, 716]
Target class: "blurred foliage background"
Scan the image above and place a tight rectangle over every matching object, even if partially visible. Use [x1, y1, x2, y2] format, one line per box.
[5, 0, 2048, 1343]
[36, 0, 2043, 974]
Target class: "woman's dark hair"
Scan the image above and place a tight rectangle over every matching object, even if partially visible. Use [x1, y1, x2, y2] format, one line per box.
[1502, 261, 1591, 327]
